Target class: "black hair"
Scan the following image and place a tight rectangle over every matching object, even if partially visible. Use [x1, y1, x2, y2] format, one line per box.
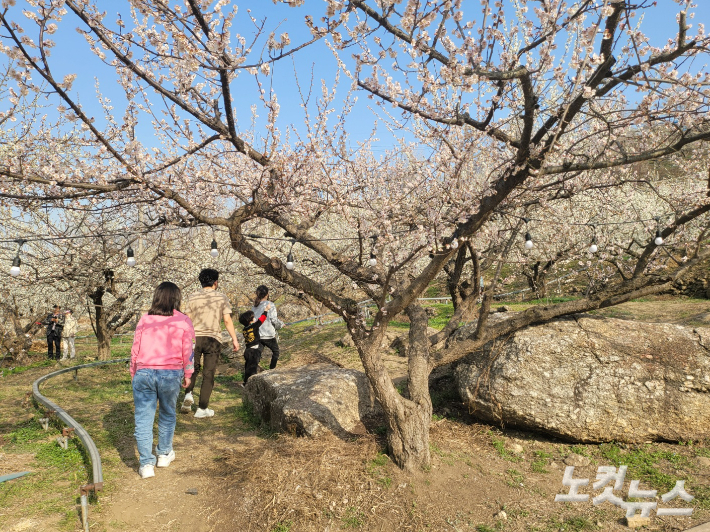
[53, 304, 60, 309]
[254, 285, 269, 306]
[239, 310, 255, 328]
[147, 282, 182, 316]
[198, 268, 219, 288]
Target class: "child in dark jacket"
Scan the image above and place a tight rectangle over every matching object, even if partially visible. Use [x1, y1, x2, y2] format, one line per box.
[238, 303, 272, 384]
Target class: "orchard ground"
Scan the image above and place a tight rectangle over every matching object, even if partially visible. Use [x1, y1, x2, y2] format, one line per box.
[1, 297, 710, 532]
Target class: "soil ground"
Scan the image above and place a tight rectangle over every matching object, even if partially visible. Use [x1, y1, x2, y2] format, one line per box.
[1, 297, 710, 531]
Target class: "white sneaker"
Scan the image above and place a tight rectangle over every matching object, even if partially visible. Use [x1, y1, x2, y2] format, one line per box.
[156, 450, 175, 468]
[194, 408, 214, 418]
[139, 464, 155, 479]
[181, 392, 194, 413]
[60, 356, 67, 361]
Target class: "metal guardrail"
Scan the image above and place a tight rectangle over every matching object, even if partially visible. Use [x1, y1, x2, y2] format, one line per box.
[32, 356, 130, 531]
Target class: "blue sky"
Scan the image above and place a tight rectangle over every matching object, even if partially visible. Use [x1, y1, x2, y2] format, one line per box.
[8, 0, 710, 152]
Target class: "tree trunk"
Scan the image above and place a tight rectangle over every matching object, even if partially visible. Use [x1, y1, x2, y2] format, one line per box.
[1, 305, 45, 362]
[96, 323, 113, 361]
[532, 275, 547, 298]
[525, 265, 548, 299]
[90, 290, 114, 360]
[356, 305, 433, 471]
[385, 399, 431, 471]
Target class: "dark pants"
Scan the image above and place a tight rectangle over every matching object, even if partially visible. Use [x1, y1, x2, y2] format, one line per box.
[184, 336, 221, 409]
[243, 347, 261, 383]
[47, 334, 61, 360]
[261, 337, 280, 369]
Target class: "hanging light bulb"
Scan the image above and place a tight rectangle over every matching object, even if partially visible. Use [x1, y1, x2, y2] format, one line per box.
[653, 216, 664, 246]
[524, 232, 533, 250]
[9, 239, 25, 277]
[285, 251, 295, 270]
[210, 238, 219, 258]
[589, 236, 598, 254]
[369, 251, 377, 267]
[450, 230, 459, 249]
[654, 229, 664, 246]
[10, 255, 21, 277]
[126, 245, 136, 267]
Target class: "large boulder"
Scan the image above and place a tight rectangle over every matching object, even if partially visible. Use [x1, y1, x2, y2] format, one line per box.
[219, 331, 240, 361]
[277, 303, 314, 323]
[242, 363, 382, 438]
[454, 315, 710, 442]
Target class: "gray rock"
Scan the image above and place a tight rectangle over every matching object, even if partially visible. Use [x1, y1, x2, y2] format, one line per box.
[277, 303, 314, 323]
[509, 443, 524, 454]
[564, 454, 590, 467]
[625, 515, 651, 528]
[242, 363, 382, 438]
[390, 335, 408, 357]
[335, 335, 355, 348]
[220, 331, 240, 361]
[454, 315, 710, 442]
[387, 327, 439, 356]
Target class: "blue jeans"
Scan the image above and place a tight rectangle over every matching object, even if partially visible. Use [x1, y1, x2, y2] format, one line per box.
[132, 369, 182, 467]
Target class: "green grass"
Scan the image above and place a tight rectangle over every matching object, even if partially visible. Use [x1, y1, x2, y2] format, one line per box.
[0, 416, 90, 528]
[341, 507, 366, 528]
[569, 445, 590, 457]
[1, 358, 55, 376]
[235, 400, 262, 430]
[215, 373, 244, 384]
[366, 453, 392, 489]
[35, 438, 87, 474]
[549, 515, 597, 531]
[6, 418, 52, 452]
[426, 303, 456, 329]
[506, 468, 525, 488]
[598, 443, 689, 492]
[491, 437, 522, 463]
[271, 520, 293, 532]
[532, 450, 553, 473]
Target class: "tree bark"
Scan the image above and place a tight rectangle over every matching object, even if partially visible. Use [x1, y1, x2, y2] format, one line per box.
[96, 319, 113, 361]
[385, 398, 432, 472]
[89, 289, 114, 360]
[356, 305, 433, 471]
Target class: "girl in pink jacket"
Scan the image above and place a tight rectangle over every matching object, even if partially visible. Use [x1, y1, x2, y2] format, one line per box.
[130, 282, 195, 479]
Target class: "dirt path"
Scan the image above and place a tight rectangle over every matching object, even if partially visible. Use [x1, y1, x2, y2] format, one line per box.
[100, 407, 255, 532]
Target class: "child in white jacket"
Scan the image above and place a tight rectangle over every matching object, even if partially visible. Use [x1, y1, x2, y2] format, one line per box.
[251, 285, 284, 369]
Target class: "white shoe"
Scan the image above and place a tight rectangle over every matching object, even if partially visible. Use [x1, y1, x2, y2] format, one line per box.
[156, 450, 175, 468]
[181, 392, 194, 413]
[60, 356, 67, 361]
[194, 408, 214, 418]
[139, 464, 155, 479]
